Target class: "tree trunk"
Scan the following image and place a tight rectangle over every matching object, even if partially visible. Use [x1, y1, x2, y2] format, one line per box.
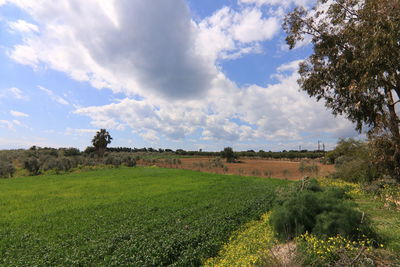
[386, 89, 400, 181]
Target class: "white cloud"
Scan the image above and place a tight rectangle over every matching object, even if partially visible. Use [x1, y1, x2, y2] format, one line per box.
[38, 85, 69, 105]
[0, 87, 29, 100]
[196, 6, 280, 62]
[276, 59, 303, 72]
[0, 120, 15, 130]
[4, 1, 357, 146]
[65, 128, 97, 136]
[8, 19, 39, 33]
[239, 0, 313, 8]
[231, 8, 279, 43]
[75, 67, 356, 143]
[10, 110, 29, 117]
[139, 130, 160, 143]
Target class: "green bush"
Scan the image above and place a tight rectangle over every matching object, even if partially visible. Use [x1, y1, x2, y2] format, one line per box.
[270, 179, 375, 242]
[63, 148, 80, 157]
[24, 157, 41, 175]
[0, 161, 15, 178]
[221, 147, 237, 163]
[327, 138, 380, 182]
[56, 157, 73, 173]
[123, 156, 136, 167]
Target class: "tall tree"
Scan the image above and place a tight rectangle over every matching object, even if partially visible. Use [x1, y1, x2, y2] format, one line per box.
[284, 0, 400, 181]
[92, 129, 113, 157]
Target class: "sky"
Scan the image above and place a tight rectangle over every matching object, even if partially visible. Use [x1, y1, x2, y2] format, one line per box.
[0, 0, 360, 151]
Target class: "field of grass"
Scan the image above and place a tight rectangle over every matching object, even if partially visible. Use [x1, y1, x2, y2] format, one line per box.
[0, 167, 289, 266]
[355, 194, 400, 252]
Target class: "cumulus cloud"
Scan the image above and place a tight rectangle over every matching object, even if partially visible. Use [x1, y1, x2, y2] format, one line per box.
[3, 0, 357, 146]
[239, 0, 313, 8]
[10, 110, 29, 117]
[196, 6, 280, 61]
[75, 65, 356, 143]
[8, 19, 39, 33]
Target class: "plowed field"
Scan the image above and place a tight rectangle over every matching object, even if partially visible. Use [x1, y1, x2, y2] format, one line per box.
[141, 157, 334, 180]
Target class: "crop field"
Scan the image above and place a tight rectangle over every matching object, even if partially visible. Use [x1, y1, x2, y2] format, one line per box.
[141, 157, 334, 180]
[0, 167, 289, 266]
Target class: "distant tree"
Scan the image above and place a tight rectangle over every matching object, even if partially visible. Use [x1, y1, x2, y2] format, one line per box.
[221, 147, 237, 163]
[284, 0, 400, 181]
[91, 129, 112, 157]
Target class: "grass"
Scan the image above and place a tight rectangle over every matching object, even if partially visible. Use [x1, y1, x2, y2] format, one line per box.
[0, 167, 288, 266]
[355, 194, 400, 252]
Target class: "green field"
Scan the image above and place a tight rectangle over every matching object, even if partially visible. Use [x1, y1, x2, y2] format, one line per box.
[0, 167, 288, 266]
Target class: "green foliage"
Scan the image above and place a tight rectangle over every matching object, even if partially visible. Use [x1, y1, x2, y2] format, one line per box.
[0, 167, 289, 266]
[328, 138, 379, 182]
[0, 161, 15, 178]
[62, 147, 80, 157]
[221, 147, 237, 163]
[91, 129, 112, 157]
[284, 0, 400, 180]
[23, 157, 41, 175]
[270, 179, 376, 242]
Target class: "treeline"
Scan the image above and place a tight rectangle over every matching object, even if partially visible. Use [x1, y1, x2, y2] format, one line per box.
[0, 145, 325, 178]
[0, 147, 136, 178]
[101, 147, 325, 159]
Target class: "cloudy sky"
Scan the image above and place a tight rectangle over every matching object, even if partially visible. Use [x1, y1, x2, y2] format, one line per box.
[0, 0, 358, 151]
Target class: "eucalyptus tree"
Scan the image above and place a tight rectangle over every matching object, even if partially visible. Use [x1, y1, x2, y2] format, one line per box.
[284, 0, 400, 180]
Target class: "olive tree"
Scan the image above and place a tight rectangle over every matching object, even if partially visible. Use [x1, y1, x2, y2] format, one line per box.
[284, 0, 400, 181]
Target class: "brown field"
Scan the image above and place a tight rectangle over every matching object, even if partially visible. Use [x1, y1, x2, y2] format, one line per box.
[139, 157, 334, 180]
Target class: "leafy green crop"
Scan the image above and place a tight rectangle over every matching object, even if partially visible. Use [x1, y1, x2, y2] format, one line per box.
[0, 167, 288, 266]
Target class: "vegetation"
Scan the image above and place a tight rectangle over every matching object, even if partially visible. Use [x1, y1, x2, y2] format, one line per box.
[0, 167, 288, 266]
[204, 213, 276, 267]
[91, 129, 113, 157]
[325, 138, 379, 183]
[270, 179, 376, 242]
[221, 147, 237, 163]
[284, 0, 400, 182]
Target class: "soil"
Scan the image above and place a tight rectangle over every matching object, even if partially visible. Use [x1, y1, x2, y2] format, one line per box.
[140, 157, 334, 180]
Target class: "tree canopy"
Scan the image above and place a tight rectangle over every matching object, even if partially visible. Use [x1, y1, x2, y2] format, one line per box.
[284, 0, 400, 181]
[92, 129, 113, 157]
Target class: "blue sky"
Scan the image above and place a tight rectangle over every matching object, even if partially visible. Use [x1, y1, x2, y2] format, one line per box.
[0, 0, 358, 151]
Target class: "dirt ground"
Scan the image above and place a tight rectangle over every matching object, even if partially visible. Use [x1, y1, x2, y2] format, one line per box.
[140, 157, 334, 180]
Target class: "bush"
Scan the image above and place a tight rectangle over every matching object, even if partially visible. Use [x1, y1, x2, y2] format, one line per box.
[42, 157, 58, 171]
[221, 147, 237, 163]
[270, 179, 375, 242]
[0, 161, 16, 178]
[24, 157, 41, 175]
[63, 147, 80, 157]
[123, 156, 136, 167]
[327, 138, 380, 182]
[56, 157, 73, 173]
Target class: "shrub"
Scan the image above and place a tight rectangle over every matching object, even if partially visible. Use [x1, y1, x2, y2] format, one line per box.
[123, 156, 136, 167]
[270, 179, 376, 242]
[327, 138, 380, 182]
[56, 157, 73, 173]
[221, 147, 237, 163]
[0, 161, 16, 178]
[63, 147, 80, 157]
[42, 157, 58, 171]
[24, 157, 41, 175]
